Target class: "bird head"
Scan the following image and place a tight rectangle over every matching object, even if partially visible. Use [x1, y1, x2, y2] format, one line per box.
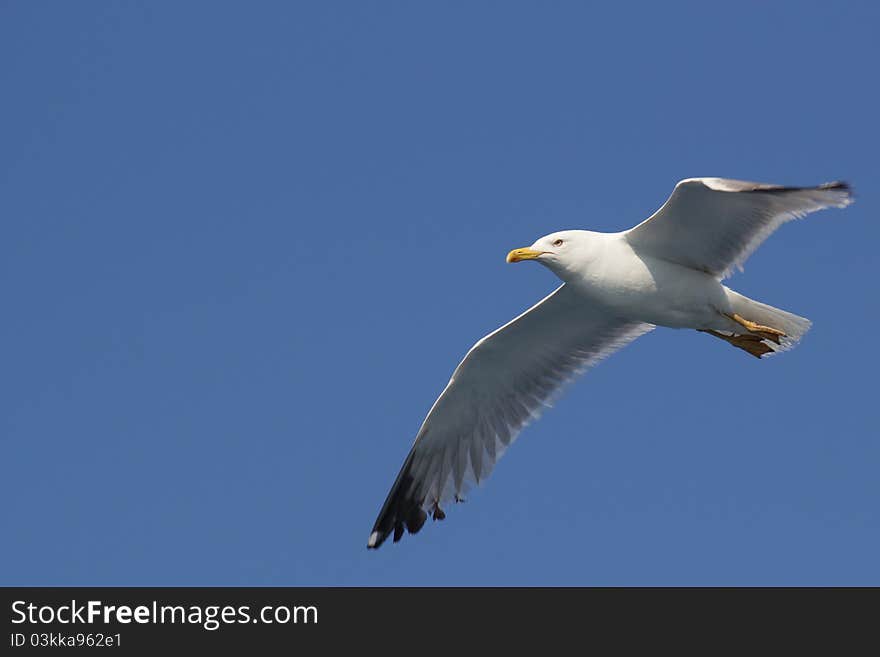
[506, 230, 596, 279]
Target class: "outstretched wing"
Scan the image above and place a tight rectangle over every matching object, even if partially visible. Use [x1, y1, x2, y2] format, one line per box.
[625, 178, 853, 278]
[367, 284, 653, 549]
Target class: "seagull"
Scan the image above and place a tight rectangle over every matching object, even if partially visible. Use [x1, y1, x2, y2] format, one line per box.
[367, 177, 853, 549]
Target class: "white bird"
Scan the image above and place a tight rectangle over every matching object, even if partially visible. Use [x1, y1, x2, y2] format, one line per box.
[367, 177, 853, 549]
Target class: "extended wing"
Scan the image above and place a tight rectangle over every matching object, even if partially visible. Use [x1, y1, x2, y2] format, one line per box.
[368, 284, 652, 548]
[625, 177, 852, 278]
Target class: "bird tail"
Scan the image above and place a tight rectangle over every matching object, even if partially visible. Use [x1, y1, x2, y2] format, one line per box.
[724, 287, 812, 354]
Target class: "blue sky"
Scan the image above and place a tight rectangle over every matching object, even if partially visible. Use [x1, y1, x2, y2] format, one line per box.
[3, 1, 878, 585]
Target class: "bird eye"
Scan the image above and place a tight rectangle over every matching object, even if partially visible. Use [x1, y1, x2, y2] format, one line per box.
[553, 239, 564, 247]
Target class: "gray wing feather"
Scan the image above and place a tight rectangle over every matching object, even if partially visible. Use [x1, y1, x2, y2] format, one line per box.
[625, 178, 853, 278]
[367, 284, 652, 548]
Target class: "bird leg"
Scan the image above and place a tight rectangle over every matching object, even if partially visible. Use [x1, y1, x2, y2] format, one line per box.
[725, 313, 786, 345]
[431, 502, 446, 521]
[698, 329, 776, 359]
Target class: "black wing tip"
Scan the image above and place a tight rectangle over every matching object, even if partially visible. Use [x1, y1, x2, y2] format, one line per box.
[367, 448, 463, 550]
[752, 179, 853, 198]
[367, 530, 385, 550]
[366, 499, 459, 549]
[818, 180, 850, 191]
[729, 178, 854, 206]
[819, 180, 854, 199]
[690, 177, 854, 200]
[819, 180, 855, 206]
[366, 505, 428, 550]
[367, 466, 430, 550]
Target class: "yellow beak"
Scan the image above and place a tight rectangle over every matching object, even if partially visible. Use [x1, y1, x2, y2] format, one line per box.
[506, 247, 545, 263]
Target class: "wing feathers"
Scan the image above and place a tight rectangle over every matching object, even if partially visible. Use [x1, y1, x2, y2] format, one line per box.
[367, 284, 652, 548]
[625, 178, 853, 277]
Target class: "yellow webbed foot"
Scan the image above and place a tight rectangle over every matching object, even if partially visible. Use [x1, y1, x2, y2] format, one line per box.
[699, 329, 776, 359]
[726, 313, 786, 345]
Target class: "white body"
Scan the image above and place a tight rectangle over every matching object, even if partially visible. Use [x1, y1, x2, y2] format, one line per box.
[548, 230, 736, 331]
